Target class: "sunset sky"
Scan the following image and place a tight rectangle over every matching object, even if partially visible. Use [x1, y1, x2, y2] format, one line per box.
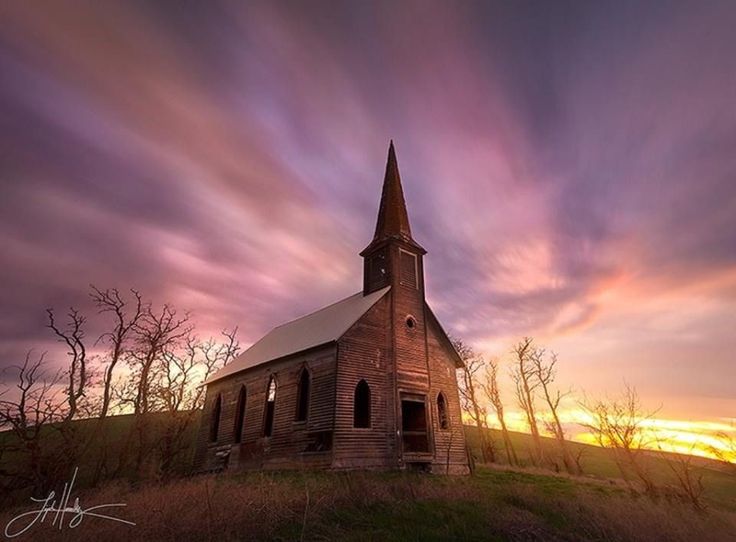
[1, 2, 734, 453]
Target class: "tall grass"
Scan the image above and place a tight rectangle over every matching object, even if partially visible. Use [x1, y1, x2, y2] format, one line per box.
[1, 466, 733, 541]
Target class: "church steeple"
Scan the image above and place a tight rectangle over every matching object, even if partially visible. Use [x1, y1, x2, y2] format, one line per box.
[361, 141, 426, 295]
[361, 141, 425, 257]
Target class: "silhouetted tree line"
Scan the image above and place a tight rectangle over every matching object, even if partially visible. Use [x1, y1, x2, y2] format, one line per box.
[455, 336, 581, 474]
[453, 336, 728, 510]
[0, 286, 239, 501]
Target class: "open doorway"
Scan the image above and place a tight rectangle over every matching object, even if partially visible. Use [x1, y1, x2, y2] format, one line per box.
[401, 394, 430, 453]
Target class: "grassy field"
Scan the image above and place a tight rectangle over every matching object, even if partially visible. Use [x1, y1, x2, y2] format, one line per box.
[1, 415, 735, 541]
[464, 425, 736, 512]
[0, 412, 199, 493]
[0, 465, 734, 541]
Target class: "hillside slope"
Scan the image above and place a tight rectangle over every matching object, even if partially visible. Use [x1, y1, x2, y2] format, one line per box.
[464, 425, 736, 511]
[0, 466, 734, 541]
[2, 414, 735, 541]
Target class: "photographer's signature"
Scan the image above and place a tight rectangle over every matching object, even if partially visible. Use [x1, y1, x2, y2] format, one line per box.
[4, 468, 136, 539]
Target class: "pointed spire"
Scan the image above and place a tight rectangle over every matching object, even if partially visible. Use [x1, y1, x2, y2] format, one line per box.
[361, 141, 425, 255]
[374, 140, 412, 240]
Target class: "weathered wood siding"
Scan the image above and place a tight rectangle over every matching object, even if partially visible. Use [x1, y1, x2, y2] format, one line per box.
[193, 344, 337, 472]
[393, 247, 430, 394]
[332, 293, 395, 468]
[426, 315, 470, 474]
[388, 243, 435, 467]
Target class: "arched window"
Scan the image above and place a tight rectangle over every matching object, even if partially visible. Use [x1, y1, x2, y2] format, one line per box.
[437, 392, 449, 430]
[209, 393, 222, 442]
[353, 380, 371, 428]
[234, 386, 247, 443]
[295, 368, 310, 422]
[262, 376, 277, 437]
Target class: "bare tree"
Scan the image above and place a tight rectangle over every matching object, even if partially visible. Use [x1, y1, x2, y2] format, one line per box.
[46, 308, 88, 423]
[711, 429, 736, 474]
[509, 337, 544, 466]
[579, 384, 659, 494]
[481, 358, 519, 466]
[529, 349, 579, 474]
[90, 287, 144, 419]
[153, 329, 240, 476]
[0, 352, 66, 495]
[654, 439, 706, 510]
[453, 338, 495, 463]
[130, 304, 192, 415]
[115, 312, 239, 478]
[45, 307, 98, 476]
[190, 329, 240, 409]
[2, 287, 241, 494]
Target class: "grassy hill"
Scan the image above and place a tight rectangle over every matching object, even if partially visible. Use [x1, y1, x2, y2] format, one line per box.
[1, 415, 734, 541]
[464, 425, 736, 512]
[0, 464, 734, 541]
[0, 411, 200, 496]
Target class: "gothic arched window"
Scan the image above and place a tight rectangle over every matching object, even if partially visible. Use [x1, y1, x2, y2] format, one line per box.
[353, 380, 371, 428]
[209, 393, 222, 442]
[437, 392, 449, 430]
[234, 386, 247, 443]
[295, 368, 310, 422]
[262, 376, 277, 437]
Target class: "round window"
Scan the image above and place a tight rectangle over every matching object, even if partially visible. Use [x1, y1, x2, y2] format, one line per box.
[405, 315, 416, 329]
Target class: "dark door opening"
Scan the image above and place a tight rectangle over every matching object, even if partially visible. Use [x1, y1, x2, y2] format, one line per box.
[401, 396, 430, 453]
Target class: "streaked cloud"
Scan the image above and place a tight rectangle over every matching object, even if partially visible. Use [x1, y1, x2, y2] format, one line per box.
[0, 1, 734, 431]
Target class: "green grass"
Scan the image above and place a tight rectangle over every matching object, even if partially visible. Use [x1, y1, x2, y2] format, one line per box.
[464, 425, 736, 511]
[2, 414, 734, 509]
[2, 466, 732, 541]
[0, 411, 201, 499]
[2, 415, 735, 541]
[270, 466, 735, 542]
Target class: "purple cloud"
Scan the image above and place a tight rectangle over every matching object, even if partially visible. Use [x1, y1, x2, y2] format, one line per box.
[0, 1, 734, 419]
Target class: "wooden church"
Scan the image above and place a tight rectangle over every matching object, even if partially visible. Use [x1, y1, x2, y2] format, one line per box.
[194, 142, 470, 474]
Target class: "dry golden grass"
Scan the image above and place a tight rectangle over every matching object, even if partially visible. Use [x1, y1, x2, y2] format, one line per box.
[0, 466, 734, 541]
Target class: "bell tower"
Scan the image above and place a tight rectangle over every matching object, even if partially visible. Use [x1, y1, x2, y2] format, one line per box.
[361, 141, 434, 463]
[361, 141, 426, 297]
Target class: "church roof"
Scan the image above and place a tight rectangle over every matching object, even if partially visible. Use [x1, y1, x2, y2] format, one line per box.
[206, 286, 391, 384]
[361, 141, 425, 255]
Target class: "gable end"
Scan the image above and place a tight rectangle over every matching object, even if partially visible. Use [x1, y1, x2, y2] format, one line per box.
[424, 304, 463, 368]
